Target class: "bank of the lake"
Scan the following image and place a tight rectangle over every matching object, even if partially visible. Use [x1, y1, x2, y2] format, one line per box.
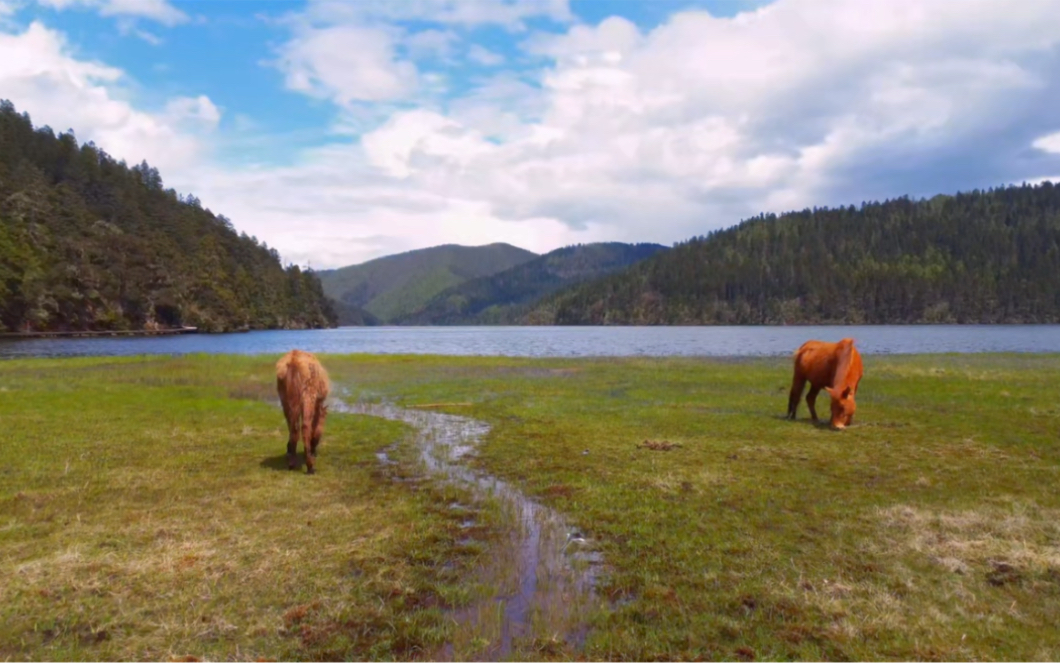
[3, 352, 1059, 660]
[2, 324, 1060, 359]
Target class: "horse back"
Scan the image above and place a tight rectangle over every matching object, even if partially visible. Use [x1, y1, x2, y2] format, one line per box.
[793, 340, 840, 387]
[276, 350, 329, 422]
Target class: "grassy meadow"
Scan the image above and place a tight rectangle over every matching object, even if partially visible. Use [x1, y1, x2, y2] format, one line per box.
[2, 352, 1060, 661]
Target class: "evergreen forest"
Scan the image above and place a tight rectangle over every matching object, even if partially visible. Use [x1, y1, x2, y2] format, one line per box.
[525, 184, 1060, 325]
[0, 100, 336, 333]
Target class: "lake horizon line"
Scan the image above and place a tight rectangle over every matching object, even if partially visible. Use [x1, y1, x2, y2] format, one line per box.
[3, 324, 1060, 360]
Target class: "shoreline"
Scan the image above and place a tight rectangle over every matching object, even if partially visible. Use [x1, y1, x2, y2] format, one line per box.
[0, 326, 199, 339]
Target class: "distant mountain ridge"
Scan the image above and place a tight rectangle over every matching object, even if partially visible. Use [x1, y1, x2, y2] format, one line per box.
[522, 183, 1060, 325]
[317, 242, 537, 324]
[395, 242, 669, 325]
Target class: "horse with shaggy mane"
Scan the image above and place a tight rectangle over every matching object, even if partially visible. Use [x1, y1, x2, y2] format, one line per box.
[786, 338, 864, 430]
[276, 349, 330, 474]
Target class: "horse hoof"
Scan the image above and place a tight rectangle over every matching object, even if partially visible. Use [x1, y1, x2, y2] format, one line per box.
[306, 468, 315, 475]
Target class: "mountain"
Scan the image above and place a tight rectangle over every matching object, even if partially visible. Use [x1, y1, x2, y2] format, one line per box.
[329, 299, 382, 327]
[317, 243, 537, 324]
[0, 100, 335, 333]
[523, 183, 1060, 325]
[395, 242, 669, 325]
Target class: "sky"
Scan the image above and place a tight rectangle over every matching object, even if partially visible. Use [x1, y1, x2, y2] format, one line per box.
[3, 0, 1060, 270]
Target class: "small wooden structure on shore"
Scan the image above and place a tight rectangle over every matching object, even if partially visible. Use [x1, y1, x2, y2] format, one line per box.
[0, 326, 199, 339]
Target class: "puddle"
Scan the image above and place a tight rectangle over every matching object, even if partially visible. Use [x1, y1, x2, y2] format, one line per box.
[375, 443, 399, 466]
[332, 399, 603, 660]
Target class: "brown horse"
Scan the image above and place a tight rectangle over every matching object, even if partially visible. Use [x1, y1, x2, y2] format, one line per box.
[276, 349, 330, 474]
[786, 338, 864, 429]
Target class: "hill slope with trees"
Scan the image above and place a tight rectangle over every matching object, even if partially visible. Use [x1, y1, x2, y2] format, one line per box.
[396, 242, 668, 325]
[317, 243, 537, 324]
[523, 183, 1060, 325]
[0, 100, 335, 333]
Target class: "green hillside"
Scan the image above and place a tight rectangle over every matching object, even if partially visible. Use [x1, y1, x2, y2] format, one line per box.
[317, 243, 537, 323]
[0, 100, 335, 333]
[525, 183, 1060, 325]
[396, 242, 668, 325]
[329, 299, 382, 327]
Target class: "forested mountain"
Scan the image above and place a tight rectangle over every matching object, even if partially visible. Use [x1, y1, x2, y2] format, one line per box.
[317, 243, 537, 324]
[0, 100, 335, 333]
[396, 242, 668, 325]
[524, 183, 1060, 325]
[329, 299, 381, 327]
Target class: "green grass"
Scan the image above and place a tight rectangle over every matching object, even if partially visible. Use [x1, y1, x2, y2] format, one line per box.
[326, 353, 1060, 661]
[3, 353, 1060, 660]
[0, 355, 495, 661]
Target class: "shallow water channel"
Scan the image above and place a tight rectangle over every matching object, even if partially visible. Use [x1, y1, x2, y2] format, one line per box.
[332, 398, 603, 660]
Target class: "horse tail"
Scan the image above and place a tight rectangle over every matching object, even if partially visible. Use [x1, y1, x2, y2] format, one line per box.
[791, 342, 811, 375]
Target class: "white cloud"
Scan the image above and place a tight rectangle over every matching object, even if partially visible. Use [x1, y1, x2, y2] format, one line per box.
[267, 0, 572, 108]
[333, 0, 1060, 245]
[1022, 175, 1060, 187]
[0, 0, 19, 29]
[467, 44, 504, 66]
[0, 21, 211, 175]
[164, 94, 221, 130]
[115, 17, 162, 44]
[184, 162, 605, 269]
[1034, 131, 1060, 154]
[523, 15, 640, 61]
[404, 28, 457, 60]
[275, 24, 418, 104]
[360, 109, 494, 178]
[448, 72, 544, 140]
[37, 0, 187, 25]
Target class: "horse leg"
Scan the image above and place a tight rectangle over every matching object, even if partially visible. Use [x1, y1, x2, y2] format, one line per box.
[286, 411, 300, 470]
[787, 375, 806, 419]
[806, 385, 822, 423]
[301, 398, 316, 475]
[309, 401, 326, 459]
[849, 377, 863, 424]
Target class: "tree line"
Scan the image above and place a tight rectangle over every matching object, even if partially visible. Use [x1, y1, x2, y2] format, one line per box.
[0, 100, 335, 333]
[525, 184, 1060, 325]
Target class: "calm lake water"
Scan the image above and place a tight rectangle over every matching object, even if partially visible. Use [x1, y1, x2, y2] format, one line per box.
[2, 325, 1059, 359]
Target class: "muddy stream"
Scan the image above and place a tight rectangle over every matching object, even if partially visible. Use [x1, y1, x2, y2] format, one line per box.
[331, 398, 603, 660]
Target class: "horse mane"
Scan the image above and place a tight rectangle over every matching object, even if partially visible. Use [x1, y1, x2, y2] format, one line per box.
[833, 338, 855, 392]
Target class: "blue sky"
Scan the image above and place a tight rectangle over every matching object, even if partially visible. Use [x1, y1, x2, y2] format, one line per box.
[2, 0, 1060, 268]
[6, 0, 767, 166]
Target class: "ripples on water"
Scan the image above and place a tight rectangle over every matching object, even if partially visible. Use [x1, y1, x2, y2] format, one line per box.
[2, 325, 1060, 359]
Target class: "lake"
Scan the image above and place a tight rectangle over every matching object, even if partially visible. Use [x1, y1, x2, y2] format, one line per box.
[2, 325, 1059, 359]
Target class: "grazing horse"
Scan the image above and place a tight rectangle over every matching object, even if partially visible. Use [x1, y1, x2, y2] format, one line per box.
[786, 338, 864, 429]
[276, 349, 330, 474]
